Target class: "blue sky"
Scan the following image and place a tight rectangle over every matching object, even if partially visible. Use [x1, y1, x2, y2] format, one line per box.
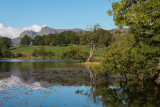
[0, 0, 116, 38]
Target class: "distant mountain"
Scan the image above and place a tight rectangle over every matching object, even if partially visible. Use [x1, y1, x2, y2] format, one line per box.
[37, 26, 58, 35]
[12, 26, 85, 45]
[37, 26, 85, 36]
[12, 30, 37, 46]
[109, 28, 129, 34]
[56, 28, 85, 34]
[20, 30, 37, 38]
[12, 37, 21, 46]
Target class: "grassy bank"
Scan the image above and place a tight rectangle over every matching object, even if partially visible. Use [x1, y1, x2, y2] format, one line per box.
[79, 61, 101, 67]
[10, 45, 105, 60]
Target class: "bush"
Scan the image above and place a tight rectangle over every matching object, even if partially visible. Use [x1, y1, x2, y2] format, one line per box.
[32, 47, 55, 58]
[0, 47, 14, 58]
[16, 52, 23, 57]
[32, 49, 38, 57]
[59, 47, 89, 61]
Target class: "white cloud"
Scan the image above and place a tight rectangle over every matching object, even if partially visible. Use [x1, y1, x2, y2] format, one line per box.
[0, 23, 46, 38]
[0, 23, 3, 29]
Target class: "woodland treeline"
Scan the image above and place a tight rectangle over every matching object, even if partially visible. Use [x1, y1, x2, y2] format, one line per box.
[0, 28, 113, 60]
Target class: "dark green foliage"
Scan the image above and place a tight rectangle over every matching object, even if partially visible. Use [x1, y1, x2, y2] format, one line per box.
[0, 37, 12, 49]
[0, 37, 13, 58]
[54, 33, 66, 45]
[20, 35, 32, 46]
[16, 52, 23, 57]
[44, 34, 55, 45]
[0, 47, 14, 58]
[97, 0, 160, 80]
[33, 35, 44, 45]
[62, 31, 80, 45]
[33, 31, 81, 46]
[97, 33, 160, 80]
[32, 49, 38, 57]
[96, 34, 160, 79]
[32, 47, 55, 58]
[59, 47, 89, 61]
[79, 33, 88, 45]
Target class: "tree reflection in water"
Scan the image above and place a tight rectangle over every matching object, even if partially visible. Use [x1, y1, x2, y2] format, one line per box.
[0, 61, 160, 107]
[76, 68, 160, 107]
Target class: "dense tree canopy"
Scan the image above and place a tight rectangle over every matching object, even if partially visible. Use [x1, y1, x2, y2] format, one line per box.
[107, 0, 160, 40]
[33, 31, 81, 46]
[0, 37, 13, 58]
[20, 35, 32, 46]
[98, 0, 160, 80]
[0, 37, 12, 49]
[33, 35, 44, 45]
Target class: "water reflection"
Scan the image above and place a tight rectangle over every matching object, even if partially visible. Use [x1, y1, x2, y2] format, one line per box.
[0, 60, 160, 107]
[76, 81, 160, 107]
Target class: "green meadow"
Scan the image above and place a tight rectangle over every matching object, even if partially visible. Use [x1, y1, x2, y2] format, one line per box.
[10, 45, 105, 59]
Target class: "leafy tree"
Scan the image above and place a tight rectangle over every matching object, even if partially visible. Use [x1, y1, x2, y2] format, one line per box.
[1, 47, 13, 58]
[55, 33, 66, 46]
[44, 34, 55, 45]
[33, 35, 44, 45]
[107, 0, 160, 37]
[20, 35, 32, 46]
[0, 37, 12, 49]
[97, 33, 160, 80]
[0, 37, 13, 58]
[62, 31, 80, 44]
[85, 24, 112, 61]
[79, 33, 88, 45]
[98, 0, 160, 80]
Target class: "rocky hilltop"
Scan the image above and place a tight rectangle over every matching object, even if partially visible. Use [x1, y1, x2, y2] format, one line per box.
[109, 28, 128, 34]
[19, 30, 37, 38]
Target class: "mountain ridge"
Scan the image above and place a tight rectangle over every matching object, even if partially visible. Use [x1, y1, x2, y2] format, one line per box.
[12, 26, 85, 45]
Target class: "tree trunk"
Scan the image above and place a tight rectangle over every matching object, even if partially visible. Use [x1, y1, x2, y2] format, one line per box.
[87, 67, 95, 84]
[87, 44, 95, 62]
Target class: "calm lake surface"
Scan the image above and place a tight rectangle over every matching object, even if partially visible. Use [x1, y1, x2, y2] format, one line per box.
[0, 59, 159, 107]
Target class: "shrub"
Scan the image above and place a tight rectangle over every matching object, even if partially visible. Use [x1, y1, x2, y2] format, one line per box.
[32, 47, 55, 58]
[32, 49, 38, 57]
[16, 52, 23, 57]
[0, 47, 14, 58]
[59, 47, 89, 61]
